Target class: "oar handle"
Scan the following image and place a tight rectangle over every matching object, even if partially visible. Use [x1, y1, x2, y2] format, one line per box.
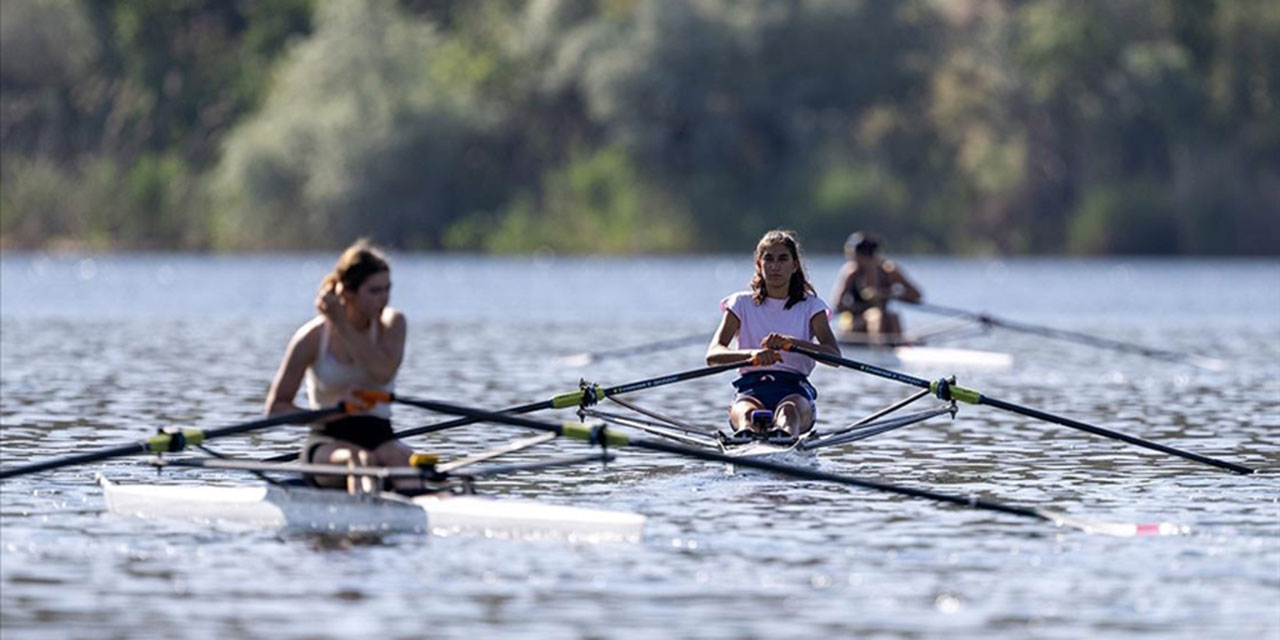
[780, 342, 933, 389]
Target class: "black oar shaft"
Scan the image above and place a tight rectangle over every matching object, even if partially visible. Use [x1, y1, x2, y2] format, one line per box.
[783, 343, 1254, 475]
[201, 406, 346, 440]
[977, 395, 1254, 474]
[396, 400, 554, 439]
[907, 300, 1215, 366]
[389, 395, 1051, 523]
[0, 405, 345, 480]
[389, 396, 572, 434]
[394, 363, 738, 436]
[0, 443, 149, 480]
[597, 362, 744, 398]
[782, 343, 932, 389]
[267, 363, 742, 462]
[630, 437, 1045, 520]
[261, 400, 558, 463]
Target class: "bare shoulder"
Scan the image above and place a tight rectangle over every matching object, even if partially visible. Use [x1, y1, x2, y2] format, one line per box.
[380, 306, 406, 330]
[292, 316, 325, 346]
[278, 316, 322, 370]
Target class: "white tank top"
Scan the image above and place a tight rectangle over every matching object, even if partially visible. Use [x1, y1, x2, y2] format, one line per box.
[305, 319, 393, 418]
[721, 291, 831, 376]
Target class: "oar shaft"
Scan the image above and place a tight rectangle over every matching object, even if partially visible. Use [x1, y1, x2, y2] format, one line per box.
[906, 300, 1213, 366]
[389, 396, 571, 434]
[203, 406, 346, 440]
[263, 364, 740, 463]
[0, 443, 148, 480]
[367, 363, 739, 441]
[0, 405, 345, 480]
[629, 436, 1045, 520]
[395, 400, 554, 439]
[263, 400, 557, 463]
[977, 395, 1254, 474]
[783, 343, 1254, 475]
[391, 395, 1051, 523]
[781, 343, 932, 389]
[599, 362, 743, 398]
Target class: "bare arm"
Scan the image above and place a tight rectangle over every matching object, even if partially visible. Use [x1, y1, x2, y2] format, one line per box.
[265, 320, 321, 417]
[706, 310, 779, 366]
[807, 312, 843, 365]
[884, 261, 922, 302]
[327, 308, 406, 385]
[830, 263, 857, 313]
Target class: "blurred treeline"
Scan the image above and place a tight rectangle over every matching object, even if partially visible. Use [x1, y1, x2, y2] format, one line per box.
[2, 0, 1277, 254]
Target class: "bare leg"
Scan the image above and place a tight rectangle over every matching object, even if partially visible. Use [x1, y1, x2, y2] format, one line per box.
[850, 312, 869, 335]
[863, 307, 885, 342]
[729, 398, 766, 433]
[372, 439, 419, 491]
[773, 394, 815, 436]
[310, 441, 375, 491]
[881, 311, 903, 338]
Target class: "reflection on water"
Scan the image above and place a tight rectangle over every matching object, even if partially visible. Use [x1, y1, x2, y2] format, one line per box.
[1, 254, 1278, 639]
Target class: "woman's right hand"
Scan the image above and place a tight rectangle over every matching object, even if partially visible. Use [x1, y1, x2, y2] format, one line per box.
[316, 285, 344, 325]
[748, 349, 783, 366]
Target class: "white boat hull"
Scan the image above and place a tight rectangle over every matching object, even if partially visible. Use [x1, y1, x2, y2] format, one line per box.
[99, 476, 644, 542]
[837, 342, 1013, 370]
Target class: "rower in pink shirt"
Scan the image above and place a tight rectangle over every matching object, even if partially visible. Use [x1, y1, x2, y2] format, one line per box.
[706, 229, 842, 440]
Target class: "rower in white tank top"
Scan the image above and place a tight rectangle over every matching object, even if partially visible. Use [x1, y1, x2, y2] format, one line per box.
[264, 239, 413, 491]
[305, 319, 394, 420]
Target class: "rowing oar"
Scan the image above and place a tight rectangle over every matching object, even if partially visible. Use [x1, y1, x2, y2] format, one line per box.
[262, 362, 746, 463]
[903, 300, 1227, 371]
[0, 404, 350, 480]
[780, 343, 1254, 475]
[560, 333, 707, 366]
[357, 392, 1184, 537]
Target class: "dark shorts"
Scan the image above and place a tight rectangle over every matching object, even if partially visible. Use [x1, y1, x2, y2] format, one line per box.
[302, 415, 395, 462]
[732, 371, 817, 413]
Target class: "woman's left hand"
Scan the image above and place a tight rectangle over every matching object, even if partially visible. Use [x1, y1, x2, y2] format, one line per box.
[760, 333, 793, 350]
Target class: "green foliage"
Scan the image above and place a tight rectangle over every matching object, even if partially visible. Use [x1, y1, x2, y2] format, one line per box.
[561, 0, 940, 250]
[446, 145, 693, 253]
[0, 152, 193, 249]
[1067, 181, 1178, 255]
[1, 0, 1277, 254]
[211, 0, 503, 249]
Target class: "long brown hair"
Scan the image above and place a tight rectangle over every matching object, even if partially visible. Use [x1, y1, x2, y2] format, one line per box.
[321, 238, 390, 295]
[749, 229, 814, 309]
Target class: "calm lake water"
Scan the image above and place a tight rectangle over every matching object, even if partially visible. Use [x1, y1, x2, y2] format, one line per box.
[1, 253, 1277, 640]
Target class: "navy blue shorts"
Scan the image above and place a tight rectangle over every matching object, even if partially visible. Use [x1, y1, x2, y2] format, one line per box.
[732, 371, 817, 413]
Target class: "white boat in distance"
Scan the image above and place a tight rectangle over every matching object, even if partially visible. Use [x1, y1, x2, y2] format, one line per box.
[99, 475, 645, 543]
[839, 342, 1013, 370]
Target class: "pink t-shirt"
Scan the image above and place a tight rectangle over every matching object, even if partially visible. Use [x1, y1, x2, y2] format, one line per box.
[721, 291, 831, 376]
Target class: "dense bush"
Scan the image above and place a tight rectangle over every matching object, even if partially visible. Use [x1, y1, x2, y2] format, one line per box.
[2, 0, 1276, 254]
